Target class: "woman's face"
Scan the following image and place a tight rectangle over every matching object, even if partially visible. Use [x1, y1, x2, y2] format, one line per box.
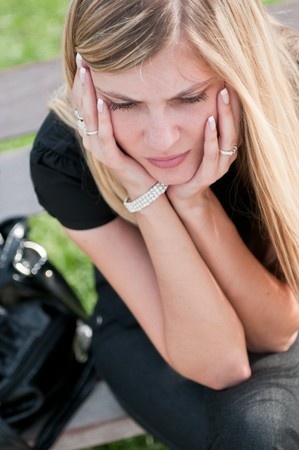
[91, 42, 224, 185]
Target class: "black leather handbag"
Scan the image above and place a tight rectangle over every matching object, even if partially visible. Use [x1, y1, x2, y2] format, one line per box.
[0, 218, 97, 450]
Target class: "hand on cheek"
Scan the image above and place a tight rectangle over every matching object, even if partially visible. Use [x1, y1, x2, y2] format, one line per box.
[168, 86, 240, 206]
[71, 54, 155, 195]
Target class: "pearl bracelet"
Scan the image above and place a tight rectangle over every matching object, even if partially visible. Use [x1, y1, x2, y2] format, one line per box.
[123, 182, 168, 213]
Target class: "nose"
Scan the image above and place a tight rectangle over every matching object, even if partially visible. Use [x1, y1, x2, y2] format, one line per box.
[143, 111, 180, 152]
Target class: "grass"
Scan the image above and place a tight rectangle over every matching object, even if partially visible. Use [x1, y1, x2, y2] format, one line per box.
[1, 0, 283, 449]
[0, 0, 280, 70]
[0, 0, 68, 69]
[0, 134, 36, 153]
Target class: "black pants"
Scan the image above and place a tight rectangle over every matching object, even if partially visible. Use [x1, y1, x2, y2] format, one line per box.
[90, 270, 299, 450]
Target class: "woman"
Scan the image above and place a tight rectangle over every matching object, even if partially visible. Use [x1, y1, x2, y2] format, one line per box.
[30, 0, 299, 448]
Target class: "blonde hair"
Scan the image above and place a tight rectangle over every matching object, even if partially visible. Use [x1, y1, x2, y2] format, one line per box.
[51, 0, 299, 297]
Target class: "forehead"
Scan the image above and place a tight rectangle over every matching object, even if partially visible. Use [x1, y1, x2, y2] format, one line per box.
[91, 42, 215, 99]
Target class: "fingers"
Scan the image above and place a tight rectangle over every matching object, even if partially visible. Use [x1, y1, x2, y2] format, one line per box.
[71, 54, 123, 169]
[72, 54, 87, 120]
[80, 67, 98, 138]
[201, 86, 240, 186]
[72, 53, 99, 140]
[196, 114, 220, 187]
[217, 87, 239, 168]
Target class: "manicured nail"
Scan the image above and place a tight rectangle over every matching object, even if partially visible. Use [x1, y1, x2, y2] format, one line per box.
[208, 116, 216, 131]
[97, 98, 104, 113]
[76, 53, 83, 68]
[80, 66, 86, 84]
[220, 88, 230, 105]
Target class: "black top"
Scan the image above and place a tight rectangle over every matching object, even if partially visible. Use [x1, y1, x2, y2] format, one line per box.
[30, 112, 117, 230]
[30, 112, 253, 244]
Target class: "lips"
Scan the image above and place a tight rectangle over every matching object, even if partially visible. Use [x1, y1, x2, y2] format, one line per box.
[147, 150, 190, 169]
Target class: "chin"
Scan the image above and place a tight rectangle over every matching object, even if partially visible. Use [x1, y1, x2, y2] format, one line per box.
[151, 167, 198, 186]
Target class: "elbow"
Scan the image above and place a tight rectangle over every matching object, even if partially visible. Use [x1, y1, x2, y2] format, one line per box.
[269, 330, 298, 354]
[168, 353, 251, 391]
[248, 330, 299, 354]
[282, 330, 299, 351]
[208, 363, 252, 391]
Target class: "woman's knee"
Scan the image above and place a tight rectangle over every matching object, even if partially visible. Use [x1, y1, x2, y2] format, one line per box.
[212, 392, 299, 450]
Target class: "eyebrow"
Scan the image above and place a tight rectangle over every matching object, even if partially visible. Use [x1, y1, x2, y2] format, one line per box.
[94, 78, 214, 102]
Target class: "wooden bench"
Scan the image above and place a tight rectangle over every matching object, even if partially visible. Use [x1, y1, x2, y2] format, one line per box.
[0, 2, 298, 448]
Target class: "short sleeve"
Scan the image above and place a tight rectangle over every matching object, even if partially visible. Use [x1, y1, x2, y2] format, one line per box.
[30, 112, 117, 230]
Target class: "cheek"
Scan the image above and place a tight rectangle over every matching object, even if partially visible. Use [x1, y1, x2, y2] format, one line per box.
[110, 114, 137, 153]
[184, 101, 217, 139]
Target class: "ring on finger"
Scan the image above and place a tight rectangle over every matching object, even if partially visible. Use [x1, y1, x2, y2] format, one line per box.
[77, 118, 98, 136]
[219, 144, 238, 156]
[75, 110, 99, 136]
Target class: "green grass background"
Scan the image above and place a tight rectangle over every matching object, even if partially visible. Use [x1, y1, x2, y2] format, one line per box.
[0, 0, 281, 449]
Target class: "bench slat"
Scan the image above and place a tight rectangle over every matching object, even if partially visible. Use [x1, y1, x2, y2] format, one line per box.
[0, 59, 63, 141]
[52, 382, 144, 450]
[0, 147, 43, 222]
[24, 382, 144, 450]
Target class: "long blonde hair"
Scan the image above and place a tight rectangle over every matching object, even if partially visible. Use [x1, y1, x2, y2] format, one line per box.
[51, 0, 299, 297]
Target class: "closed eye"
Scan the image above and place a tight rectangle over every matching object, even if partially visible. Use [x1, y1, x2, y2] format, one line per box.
[179, 93, 208, 104]
[109, 92, 208, 111]
[109, 101, 136, 111]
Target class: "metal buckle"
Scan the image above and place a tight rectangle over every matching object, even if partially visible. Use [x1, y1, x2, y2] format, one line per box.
[73, 320, 93, 363]
[13, 241, 48, 276]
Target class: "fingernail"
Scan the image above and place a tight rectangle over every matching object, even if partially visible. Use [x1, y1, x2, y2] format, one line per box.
[76, 53, 82, 68]
[220, 88, 230, 105]
[80, 67, 86, 84]
[97, 98, 104, 113]
[208, 116, 216, 131]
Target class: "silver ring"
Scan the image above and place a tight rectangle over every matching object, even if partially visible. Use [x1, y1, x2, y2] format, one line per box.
[219, 144, 238, 156]
[75, 112, 98, 136]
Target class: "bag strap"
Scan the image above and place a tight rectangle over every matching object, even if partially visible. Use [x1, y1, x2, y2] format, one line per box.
[0, 218, 27, 286]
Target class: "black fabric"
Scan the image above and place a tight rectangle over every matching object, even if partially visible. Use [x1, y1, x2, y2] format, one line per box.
[30, 112, 116, 230]
[91, 286, 299, 450]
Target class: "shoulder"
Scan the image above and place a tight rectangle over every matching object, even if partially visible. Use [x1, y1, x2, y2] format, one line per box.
[30, 112, 117, 230]
[31, 111, 83, 175]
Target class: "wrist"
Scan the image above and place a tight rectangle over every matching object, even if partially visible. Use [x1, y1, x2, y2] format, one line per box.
[168, 187, 212, 215]
[124, 181, 168, 213]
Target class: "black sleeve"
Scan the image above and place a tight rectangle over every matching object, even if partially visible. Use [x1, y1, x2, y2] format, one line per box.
[30, 112, 117, 230]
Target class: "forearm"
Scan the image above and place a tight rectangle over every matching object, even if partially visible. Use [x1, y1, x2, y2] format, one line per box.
[136, 193, 250, 388]
[171, 189, 299, 353]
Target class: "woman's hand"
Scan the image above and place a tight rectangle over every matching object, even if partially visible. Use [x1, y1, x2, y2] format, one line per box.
[167, 86, 241, 209]
[72, 54, 156, 197]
